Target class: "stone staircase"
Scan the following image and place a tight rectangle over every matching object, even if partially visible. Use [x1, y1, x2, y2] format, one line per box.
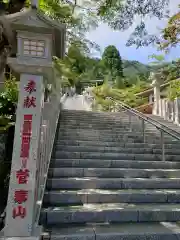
[40, 109, 180, 240]
[147, 114, 180, 133]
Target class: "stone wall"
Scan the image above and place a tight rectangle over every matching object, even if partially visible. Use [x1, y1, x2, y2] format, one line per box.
[0, 131, 7, 162]
[0, 130, 8, 216]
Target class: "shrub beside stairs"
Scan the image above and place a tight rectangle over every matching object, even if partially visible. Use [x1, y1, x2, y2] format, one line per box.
[40, 109, 180, 240]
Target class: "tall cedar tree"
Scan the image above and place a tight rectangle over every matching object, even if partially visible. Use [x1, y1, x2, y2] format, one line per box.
[102, 45, 124, 86]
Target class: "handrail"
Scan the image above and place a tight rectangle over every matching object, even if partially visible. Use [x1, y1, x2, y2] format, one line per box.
[108, 98, 180, 161]
[112, 99, 180, 141]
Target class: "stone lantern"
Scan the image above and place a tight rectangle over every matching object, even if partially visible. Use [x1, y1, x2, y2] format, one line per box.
[2, 4, 66, 239]
[6, 6, 66, 84]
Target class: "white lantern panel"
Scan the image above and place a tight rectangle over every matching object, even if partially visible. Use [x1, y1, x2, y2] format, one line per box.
[23, 39, 45, 57]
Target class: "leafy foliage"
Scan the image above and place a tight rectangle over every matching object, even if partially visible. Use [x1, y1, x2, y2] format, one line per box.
[92, 78, 149, 111]
[98, 0, 170, 48]
[0, 78, 18, 128]
[54, 42, 95, 92]
[55, 42, 177, 94]
[102, 45, 124, 79]
[167, 79, 180, 100]
[160, 6, 180, 51]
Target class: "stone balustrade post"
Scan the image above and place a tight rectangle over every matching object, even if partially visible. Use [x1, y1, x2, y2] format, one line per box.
[161, 99, 166, 119]
[159, 99, 162, 117]
[152, 81, 160, 116]
[164, 99, 168, 120]
[150, 71, 165, 117]
[169, 101, 174, 121]
[174, 98, 180, 125]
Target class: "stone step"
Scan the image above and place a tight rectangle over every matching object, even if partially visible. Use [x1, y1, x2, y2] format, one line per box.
[150, 115, 180, 124]
[60, 117, 166, 126]
[44, 189, 180, 205]
[151, 119, 177, 125]
[50, 159, 180, 169]
[60, 114, 131, 118]
[59, 122, 177, 133]
[58, 130, 175, 137]
[60, 122, 173, 128]
[59, 128, 157, 133]
[54, 151, 180, 161]
[48, 168, 180, 179]
[57, 138, 178, 145]
[59, 121, 142, 127]
[60, 113, 177, 125]
[60, 117, 132, 122]
[46, 177, 180, 190]
[61, 111, 132, 116]
[41, 203, 180, 224]
[55, 145, 180, 155]
[45, 223, 180, 240]
[56, 145, 156, 154]
[58, 135, 177, 142]
[60, 116, 152, 122]
[57, 140, 180, 148]
[59, 123, 158, 131]
[59, 127, 152, 133]
[60, 114, 134, 119]
[59, 125, 130, 130]
[60, 113, 129, 117]
[59, 122, 160, 130]
[60, 117, 157, 123]
[58, 132, 173, 139]
[61, 109, 127, 115]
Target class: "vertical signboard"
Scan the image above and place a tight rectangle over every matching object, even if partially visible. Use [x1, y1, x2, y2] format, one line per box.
[5, 74, 44, 237]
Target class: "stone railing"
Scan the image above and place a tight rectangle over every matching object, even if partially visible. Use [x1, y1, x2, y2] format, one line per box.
[33, 90, 62, 227]
[153, 98, 180, 125]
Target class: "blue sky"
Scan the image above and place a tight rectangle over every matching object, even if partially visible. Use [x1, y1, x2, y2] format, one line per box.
[87, 0, 179, 64]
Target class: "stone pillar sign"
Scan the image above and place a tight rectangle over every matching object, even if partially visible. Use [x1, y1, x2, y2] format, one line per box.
[4, 74, 44, 237]
[1, 3, 65, 238]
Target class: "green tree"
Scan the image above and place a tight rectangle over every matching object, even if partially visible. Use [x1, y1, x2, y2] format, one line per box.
[149, 54, 180, 82]
[54, 42, 91, 92]
[115, 75, 125, 88]
[101, 45, 124, 85]
[160, 6, 180, 51]
[83, 57, 105, 81]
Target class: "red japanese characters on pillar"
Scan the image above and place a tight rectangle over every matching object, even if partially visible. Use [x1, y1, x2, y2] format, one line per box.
[12, 80, 37, 219]
[14, 190, 28, 204]
[24, 80, 36, 94]
[23, 80, 37, 109]
[20, 115, 32, 160]
[12, 205, 26, 219]
[16, 169, 29, 184]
